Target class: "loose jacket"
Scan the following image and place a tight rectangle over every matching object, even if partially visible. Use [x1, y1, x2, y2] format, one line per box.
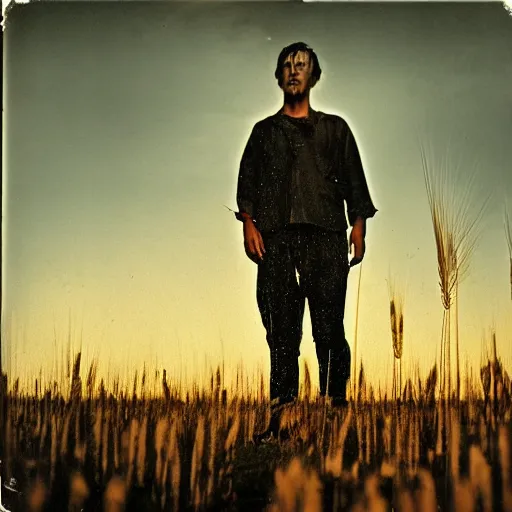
[236, 108, 378, 233]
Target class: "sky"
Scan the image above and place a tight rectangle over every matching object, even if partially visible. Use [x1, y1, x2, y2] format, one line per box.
[2, 1, 512, 397]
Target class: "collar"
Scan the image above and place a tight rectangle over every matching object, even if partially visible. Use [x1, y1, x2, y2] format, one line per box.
[273, 106, 322, 126]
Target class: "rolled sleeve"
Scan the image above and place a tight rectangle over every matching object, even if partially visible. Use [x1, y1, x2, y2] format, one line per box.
[342, 123, 378, 226]
[235, 124, 262, 222]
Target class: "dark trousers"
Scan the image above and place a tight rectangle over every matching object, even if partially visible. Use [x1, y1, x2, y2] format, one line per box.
[256, 224, 351, 403]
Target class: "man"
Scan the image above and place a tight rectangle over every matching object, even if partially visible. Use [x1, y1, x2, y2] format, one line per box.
[235, 42, 377, 439]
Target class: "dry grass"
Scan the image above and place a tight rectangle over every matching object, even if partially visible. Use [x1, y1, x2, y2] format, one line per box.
[1, 350, 511, 512]
[421, 142, 488, 403]
[505, 203, 512, 301]
[387, 277, 405, 401]
[351, 262, 364, 404]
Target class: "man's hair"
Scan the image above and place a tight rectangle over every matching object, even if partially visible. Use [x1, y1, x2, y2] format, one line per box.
[274, 42, 322, 87]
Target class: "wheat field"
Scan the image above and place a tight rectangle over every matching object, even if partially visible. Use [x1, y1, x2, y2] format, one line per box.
[1, 349, 511, 512]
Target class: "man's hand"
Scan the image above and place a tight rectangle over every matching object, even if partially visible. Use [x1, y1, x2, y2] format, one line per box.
[243, 218, 266, 263]
[349, 217, 366, 267]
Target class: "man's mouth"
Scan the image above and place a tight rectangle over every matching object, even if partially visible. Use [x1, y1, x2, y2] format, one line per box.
[288, 80, 299, 85]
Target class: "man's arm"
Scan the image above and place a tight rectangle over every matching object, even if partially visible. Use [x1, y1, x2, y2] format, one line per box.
[236, 124, 262, 223]
[236, 124, 266, 262]
[342, 122, 378, 227]
[341, 122, 378, 266]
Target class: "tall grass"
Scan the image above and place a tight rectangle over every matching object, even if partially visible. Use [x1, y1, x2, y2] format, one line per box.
[1, 349, 511, 511]
[387, 277, 404, 401]
[505, 203, 512, 301]
[352, 262, 363, 403]
[421, 143, 487, 403]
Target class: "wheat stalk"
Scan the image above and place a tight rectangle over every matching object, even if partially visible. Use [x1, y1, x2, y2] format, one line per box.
[421, 141, 487, 402]
[388, 277, 404, 401]
[505, 203, 512, 300]
[352, 262, 363, 403]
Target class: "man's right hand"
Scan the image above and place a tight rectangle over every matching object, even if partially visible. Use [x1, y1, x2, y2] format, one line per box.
[243, 218, 266, 263]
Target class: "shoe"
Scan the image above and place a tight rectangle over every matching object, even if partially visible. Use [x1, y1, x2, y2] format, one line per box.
[252, 398, 294, 445]
[253, 428, 275, 445]
[253, 426, 291, 445]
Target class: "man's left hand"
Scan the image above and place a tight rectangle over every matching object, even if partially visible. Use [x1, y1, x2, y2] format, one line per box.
[349, 218, 366, 267]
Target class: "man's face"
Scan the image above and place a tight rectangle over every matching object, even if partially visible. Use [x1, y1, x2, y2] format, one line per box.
[280, 51, 315, 96]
